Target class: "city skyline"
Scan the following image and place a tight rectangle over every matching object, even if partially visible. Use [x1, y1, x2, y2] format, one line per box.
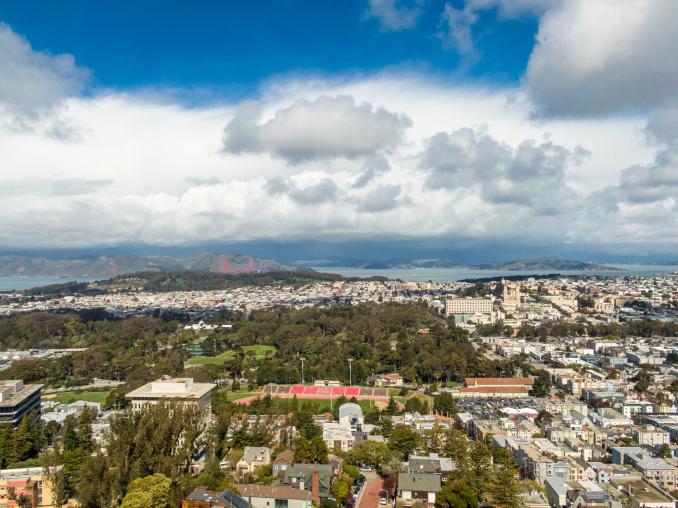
[1, 1, 677, 260]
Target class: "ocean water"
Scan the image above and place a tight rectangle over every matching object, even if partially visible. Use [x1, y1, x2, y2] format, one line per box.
[0, 264, 676, 291]
[311, 264, 678, 282]
[0, 276, 98, 291]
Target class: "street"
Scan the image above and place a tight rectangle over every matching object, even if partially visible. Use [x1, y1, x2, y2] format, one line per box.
[358, 471, 385, 508]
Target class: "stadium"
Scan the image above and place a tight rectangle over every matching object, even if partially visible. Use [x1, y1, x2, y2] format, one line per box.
[234, 383, 392, 407]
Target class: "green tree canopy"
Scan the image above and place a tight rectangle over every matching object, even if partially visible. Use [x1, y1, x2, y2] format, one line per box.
[121, 473, 172, 508]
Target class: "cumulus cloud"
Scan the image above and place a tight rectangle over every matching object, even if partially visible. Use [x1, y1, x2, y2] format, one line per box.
[222, 95, 412, 163]
[0, 64, 667, 250]
[438, 0, 555, 55]
[355, 184, 404, 212]
[420, 127, 582, 214]
[525, 0, 678, 116]
[0, 23, 88, 118]
[265, 176, 339, 204]
[365, 0, 424, 31]
[353, 155, 391, 188]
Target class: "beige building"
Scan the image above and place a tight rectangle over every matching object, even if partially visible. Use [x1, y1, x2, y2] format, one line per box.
[634, 426, 670, 447]
[125, 376, 216, 411]
[0, 467, 65, 508]
[445, 298, 494, 316]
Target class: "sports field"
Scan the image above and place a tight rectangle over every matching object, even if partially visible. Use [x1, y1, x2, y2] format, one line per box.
[45, 390, 111, 404]
[186, 345, 277, 366]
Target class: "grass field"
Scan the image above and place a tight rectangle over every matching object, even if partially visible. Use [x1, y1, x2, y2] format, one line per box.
[186, 345, 277, 366]
[306, 398, 376, 412]
[46, 390, 111, 405]
[223, 390, 262, 401]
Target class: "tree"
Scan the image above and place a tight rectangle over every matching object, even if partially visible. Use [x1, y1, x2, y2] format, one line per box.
[433, 392, 457, 416]
[13, 415, 40, 463]
[0, 424, 14, 468]
[331, 479, 350, 503]
[76, 409, 94, 453]
[121, 473, 172, 508]
[529, 371, 551, 398]
[41, 449, 67, 508]
[436, 478, 479, 508]
[76, 453, 114, 508]
[350, 441, 394, 468]
[487, 464, 524, 508]
[293, 411, 321, 439]
[388, 426, 420, 459]
[293, 436, 328, 464]
[657, 444, 672, 458]
[385, 397, 399, 416]
[467, 442, 492, 494]
[442, 429, 469, 473]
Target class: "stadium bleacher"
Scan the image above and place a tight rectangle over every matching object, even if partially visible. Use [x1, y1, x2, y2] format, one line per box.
[259, 384, 389, 401]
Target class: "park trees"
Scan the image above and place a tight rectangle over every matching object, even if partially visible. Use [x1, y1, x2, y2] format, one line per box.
[350, 440, 395, 468]
[121, 473, 172, 508]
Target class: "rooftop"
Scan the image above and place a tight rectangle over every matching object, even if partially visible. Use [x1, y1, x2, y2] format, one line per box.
[237, 484, 313, 501]
[0, 380, 42, 408]
[125, 376, 215, 400]
[398, 473, 441, 493]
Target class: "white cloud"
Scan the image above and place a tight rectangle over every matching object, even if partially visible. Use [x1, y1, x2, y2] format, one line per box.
[525, 0, 678, 116]
[0, 23, 88, 118]
[438, 0, 555, 55]
[222, 95, 412, 163]
[0, 73, 663, 249]
[365, 0, 424, 31]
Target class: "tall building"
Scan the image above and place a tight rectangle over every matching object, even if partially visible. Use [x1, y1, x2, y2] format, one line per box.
[0, 380, 42, 426]
[125, 377, 216, 411]
[501, 279, 523, 305]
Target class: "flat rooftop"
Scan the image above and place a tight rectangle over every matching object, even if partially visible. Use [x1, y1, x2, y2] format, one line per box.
[0, 381, 42, 408]
[611, 478, 673, 504]
[125, 377, 215, 400]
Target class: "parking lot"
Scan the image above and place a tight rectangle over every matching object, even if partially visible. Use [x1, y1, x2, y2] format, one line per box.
[454, 396, 540, 419]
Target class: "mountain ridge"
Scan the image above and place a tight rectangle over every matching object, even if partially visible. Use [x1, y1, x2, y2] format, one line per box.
[0, 253, 292, 278]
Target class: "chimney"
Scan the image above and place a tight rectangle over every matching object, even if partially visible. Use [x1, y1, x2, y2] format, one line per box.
[312, 470, 320, 507]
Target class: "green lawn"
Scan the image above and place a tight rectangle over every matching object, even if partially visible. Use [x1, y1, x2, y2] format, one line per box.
[186, 350, 236, 366]
[47, 390, 111, 405]
[224, 390, 262, 401]
[302, 398, 376, 413]
[186, 345, 277, 366]
[242, 345, 277, 357]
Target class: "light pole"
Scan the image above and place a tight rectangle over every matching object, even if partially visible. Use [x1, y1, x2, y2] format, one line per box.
[300, 357, 305, 385]
[348, 358, 354, 386]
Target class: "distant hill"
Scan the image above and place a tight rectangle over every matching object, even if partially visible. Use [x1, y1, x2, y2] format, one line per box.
[360, 258, 460, 269]
[21, 269, 359, 297]
[478, 256, 619, 271]
[0, 253, 292, 278]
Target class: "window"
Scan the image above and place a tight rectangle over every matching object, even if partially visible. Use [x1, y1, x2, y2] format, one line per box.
[275, 499, 288, 508]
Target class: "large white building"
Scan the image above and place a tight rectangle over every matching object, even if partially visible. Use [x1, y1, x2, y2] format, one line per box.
[125, 376, 216, 411]
[445, 298, 494, 316]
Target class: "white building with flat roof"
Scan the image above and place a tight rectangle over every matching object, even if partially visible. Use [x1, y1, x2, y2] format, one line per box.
[125, 376, 215, 411]
[445, 298, 494, 316]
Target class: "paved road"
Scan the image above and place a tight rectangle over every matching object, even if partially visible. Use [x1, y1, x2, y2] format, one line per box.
[358, 471, 385, 508]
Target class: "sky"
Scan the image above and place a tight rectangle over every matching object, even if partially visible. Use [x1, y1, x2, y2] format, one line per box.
[0, 0, 677, 262]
